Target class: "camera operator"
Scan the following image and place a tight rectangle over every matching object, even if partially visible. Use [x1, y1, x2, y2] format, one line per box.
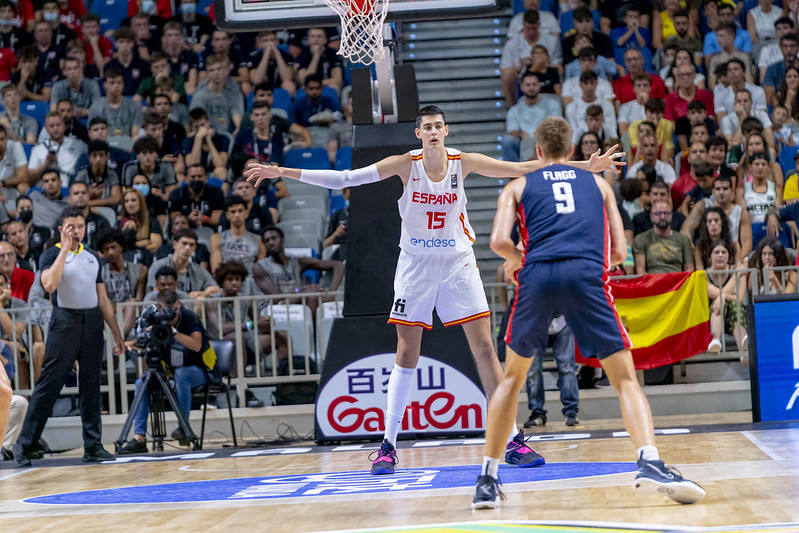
[14, 206, 125, 467]
[119, 288, 210, 454]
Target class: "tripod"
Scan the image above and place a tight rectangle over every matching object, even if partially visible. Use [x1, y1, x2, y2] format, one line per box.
[115, 366, 199, 452]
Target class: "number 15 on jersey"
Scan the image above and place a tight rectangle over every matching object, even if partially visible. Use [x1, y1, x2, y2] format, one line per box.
[552, 182, 575, 214]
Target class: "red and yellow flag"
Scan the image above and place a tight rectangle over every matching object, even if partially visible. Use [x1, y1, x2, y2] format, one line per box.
[576, 271, 712, 370]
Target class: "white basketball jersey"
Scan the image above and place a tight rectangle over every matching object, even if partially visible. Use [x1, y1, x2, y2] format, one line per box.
[398, 148, 476, 255]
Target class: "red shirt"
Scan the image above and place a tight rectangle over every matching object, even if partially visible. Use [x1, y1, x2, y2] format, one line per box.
[16, 0, 35, 28]
[59, 0, 87, 30]
[83, 36, 113, 66]
[10, 267, 33, 302]
[665, 88, 715, 121]
[671, 171, 697, 208]
[0, 48, 16, 81]
[613, 73, 667, 104]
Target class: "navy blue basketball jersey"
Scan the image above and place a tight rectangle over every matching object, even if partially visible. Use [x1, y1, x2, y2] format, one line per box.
[518, 164, 608, 265]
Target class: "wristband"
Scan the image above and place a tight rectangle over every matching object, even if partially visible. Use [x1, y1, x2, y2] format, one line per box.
[299, 164, 380, 190]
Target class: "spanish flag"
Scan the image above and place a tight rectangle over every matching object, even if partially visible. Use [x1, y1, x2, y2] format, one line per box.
[576, 272, 712, 370]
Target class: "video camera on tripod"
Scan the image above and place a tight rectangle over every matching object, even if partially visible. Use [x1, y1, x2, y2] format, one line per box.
[130, 304, 177, 367]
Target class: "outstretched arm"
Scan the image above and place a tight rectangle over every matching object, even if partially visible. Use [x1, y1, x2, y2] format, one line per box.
[595, 175, 627, 265]
[244, 153, 412, 190]
[461, 145, 626, 179]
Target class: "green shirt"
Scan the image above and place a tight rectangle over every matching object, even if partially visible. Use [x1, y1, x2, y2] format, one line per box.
[632, 230, 694, 274]
[136, 75, 186, 103]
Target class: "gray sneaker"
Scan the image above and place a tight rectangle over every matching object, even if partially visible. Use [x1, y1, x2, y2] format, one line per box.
[565, 414, 580, 426]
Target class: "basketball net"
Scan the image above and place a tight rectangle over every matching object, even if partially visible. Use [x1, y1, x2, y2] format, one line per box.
[323, 0, 390, 64]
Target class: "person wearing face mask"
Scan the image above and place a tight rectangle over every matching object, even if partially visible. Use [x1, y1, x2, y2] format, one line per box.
[38, 0, 75, 49]
[127, 0, 171, 21]
[170, 0, 213, 53]
[130, 173, 168, 231]
[168, 163, 223, 229]
[14, 196, 53, 262]
[0, 1, 32, 54]
[73, 140, 123, 209]
[121, 136, 178, 201]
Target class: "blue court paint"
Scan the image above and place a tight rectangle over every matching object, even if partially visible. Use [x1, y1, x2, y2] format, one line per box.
[24, 463, 637, 505]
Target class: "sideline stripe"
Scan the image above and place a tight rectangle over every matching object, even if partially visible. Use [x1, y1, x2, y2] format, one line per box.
[740, 431, 783, 460]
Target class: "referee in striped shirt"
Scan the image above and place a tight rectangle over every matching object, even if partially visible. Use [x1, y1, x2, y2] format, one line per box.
[14, 206, 125, 466]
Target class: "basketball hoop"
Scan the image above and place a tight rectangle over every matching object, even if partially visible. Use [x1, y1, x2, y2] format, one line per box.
[324, 0, 390, 64]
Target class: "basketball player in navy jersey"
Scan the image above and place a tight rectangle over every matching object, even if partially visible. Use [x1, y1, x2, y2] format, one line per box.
[472, 117, 705, 509]
[245, 106, 625, 475]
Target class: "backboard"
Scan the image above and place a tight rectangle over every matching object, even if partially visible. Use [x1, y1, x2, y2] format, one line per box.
[214, 0, 509, 32]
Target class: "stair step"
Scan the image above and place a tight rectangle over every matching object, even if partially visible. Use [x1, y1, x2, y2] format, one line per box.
[403, 46, 503, 61]
[404, 26, 506, 41]
[466, 188, 502, 201]
[406, 17, 509, 31]
[415, 66, 502, 81]
[445, 109, 507, 123]
[465, 176, 513, 188]
[406, 36, 504, 51]
[420, 87, 505, 102]
[411, 56, 502, 73]
[418, 78, 501, 92]
[445, 121, 506, 134]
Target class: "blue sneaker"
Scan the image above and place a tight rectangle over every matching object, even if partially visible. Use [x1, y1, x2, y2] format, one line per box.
[369, 440, 398, 475]
[472, 474, 505, 509]
[634, 456, 706, 504]
[504, 429, 545, 467]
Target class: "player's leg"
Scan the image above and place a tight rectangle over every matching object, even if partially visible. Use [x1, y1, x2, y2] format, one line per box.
[472, 348, 534, 509]
[370, 324, 422, 475]
[599, 349, 705, 504]
[461, 317, 540, 464]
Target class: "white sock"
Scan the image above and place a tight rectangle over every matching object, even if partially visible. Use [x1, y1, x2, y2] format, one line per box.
[637, 445, 659, 462]
[506, 423, 519, 444]
[481, 456, 500, 478]
[384, 365, 416, 446]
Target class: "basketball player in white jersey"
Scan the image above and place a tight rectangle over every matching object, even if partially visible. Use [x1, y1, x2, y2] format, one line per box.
[245, 105, 625, 475]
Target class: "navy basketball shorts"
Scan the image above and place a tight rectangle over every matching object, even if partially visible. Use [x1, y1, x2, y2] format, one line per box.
[504, 258, 632, 360]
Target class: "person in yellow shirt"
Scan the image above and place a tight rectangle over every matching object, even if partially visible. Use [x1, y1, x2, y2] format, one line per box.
[629, 99, 674, 164]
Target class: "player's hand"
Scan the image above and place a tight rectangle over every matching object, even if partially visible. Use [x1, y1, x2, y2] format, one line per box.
[503, 259, 522, 287]
[587, 144, 627, 175]
[112, 333, 126, 356]
[244, 162, 283, 188]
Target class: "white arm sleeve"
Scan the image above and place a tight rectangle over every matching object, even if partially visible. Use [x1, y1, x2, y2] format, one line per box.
[299, 164, 381, 190]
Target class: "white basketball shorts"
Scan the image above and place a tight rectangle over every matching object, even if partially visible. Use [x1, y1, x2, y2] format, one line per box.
[387, 249, 490, 330]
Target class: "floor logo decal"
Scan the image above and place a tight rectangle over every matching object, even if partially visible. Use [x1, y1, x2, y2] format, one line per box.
[24, 463, 637, 505]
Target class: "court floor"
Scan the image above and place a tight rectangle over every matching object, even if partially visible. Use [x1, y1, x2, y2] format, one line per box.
[1, 415, 798, 533]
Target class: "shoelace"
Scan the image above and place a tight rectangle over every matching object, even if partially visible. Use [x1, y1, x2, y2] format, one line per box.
[368, 446, 399, 466]
[494, 476, 507, 501]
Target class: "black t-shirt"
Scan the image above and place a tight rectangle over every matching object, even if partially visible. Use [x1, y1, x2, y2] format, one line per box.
[325, 205, 348, 260]
[172, 14, 214, 48]
[166, 50, 199, 81]
[123, 247, 154, 268]
[155, 241, 210, 266]
[218, 202, 274, 235]
[687, 184, 713, 205]
[167, 184, 225, 219]
[105, 56, 151, 96]
[562, 31, 614, 63]
[181, 133, 230, 172]
[633, 210, 686, 236]
[145, 193, 168, 220]
[531, 67, 561, 95]
[297, 47, 343, 80]
[247, 48, 297, 88]
[36, 44, 65, 87]
[172, 306, 209, 368]
[675, 117, 717, 139]
[0, 27, 32, 54]
[84, 212, 111, 249]
[28, 224, 52, 263]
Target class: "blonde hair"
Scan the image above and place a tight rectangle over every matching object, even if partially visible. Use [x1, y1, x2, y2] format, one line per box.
[121, 188, 151, 241]
[534, 117, 572, 159]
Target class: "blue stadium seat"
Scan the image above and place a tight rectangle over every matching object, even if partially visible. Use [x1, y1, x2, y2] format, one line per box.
[23, 143, 33, 160]
[21, 101, 49, 129]
[295, 87, 340, 110]
[334, 146, 352, 170]
[207, 177, 224, 190]
[284, 148, 331, 170]
[91, 0, 128, 34]
[779, 145, 799, 175]
[272, 87, 293, 115]
[197, 0, 213, 16]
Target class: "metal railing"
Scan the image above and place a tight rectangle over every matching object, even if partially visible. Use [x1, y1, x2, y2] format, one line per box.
[4, 267, 799, 412]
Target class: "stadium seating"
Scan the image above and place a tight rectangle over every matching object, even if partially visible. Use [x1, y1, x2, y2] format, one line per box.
[284, 147, 331, 170]
[261, 303, 315, 358]
[334, 146, 352, 170]
[20, 101, 49, 129]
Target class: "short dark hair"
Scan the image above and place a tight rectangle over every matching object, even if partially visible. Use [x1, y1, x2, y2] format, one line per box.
[674, 9, 690, 19]
[224, 194, 247, 212]
[577, 46, 597, 60]
[707, 135, 728, 152]
[214, 260, 248, 286]
[255, 81, 274, 94]
[714, 175, 733, 187]
[113, 27, 135, 42]
[252, 100, 271, 111]
[41, 167, 60, 182]
[189, 108, 208, 122]
[522, 9, 539, 24]
[88, 140, 109, 154]
[579, 70, 598, 83]
[144, 111, 162, 126]
[133, 136, 159, 155]
[416, 104, 446, 127]
[520, 70, 540, 83]
[573, 5, 591, 22]
[632, 72, 651, 84]
[304, 73, 323, 87]
[776, 16, 795, 28]
[172, 228, 198, 244]
[89, 117, 108, 128]
[155, 265, 178, 280]
[687, 100, 706, 112]
[726, 57, 746, 71]
[156, 289, 178, 305]
[95, 228, 124, 250]
[104, 68, 124, 81]
[262, 226, 284, 240]
[741, 116, 764, 133]
[644, 98, 665, 114]
[57, 206, 86, 227]
[650, 179, 669, 192]
[717, 2, 734, 13]
[780, 32, 799, 45]
[717, 22, 736, 35]
[585, 105, 603, 118]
